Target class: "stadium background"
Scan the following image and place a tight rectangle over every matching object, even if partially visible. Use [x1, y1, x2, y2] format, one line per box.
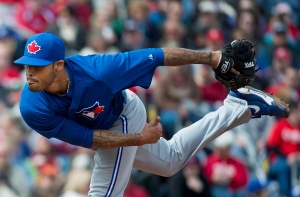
[0, 0, 300, 196]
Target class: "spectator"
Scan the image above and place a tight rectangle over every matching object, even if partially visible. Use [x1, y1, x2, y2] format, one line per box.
[258, 0, 300, 27]
[266, 67, 300, 102]
[238, 0, 258, 11]
[90, 0, 127, 21]
[165, 0, 183, 23]
[258, 20, 300, 70]
[272, 2, 299, 41]
[237, 0, 266, 38]
[120, 19, 148, 52]
[188, 24, 207, 49]
[159, 18, 186, 48]
[0, 0, 21, 27]
[26, 135, 69, 190]
[15, 0, 55, 38]
[127, 0, 149, 25]
[194, 64, 228, 108]
[0, 140, 30, 197]
[270, 21, 294, 48]
[153, 66, 200, 139]
[246, 177, 269, 197]
[204, 28, 225, 51]
[235, 9, 261, 41]
[80, 30, 119, 56]
[70, 147, 94, 171]
[103, 0, 124, 41]
[127, 0, 159, 46]
[148, 0, 168, 28]
[0, 26, 18, 54]
[61, 169, 91, 197]
[67, 0, 92, 29]
[195, 0, 219, 30]
[0, 40, 22, 108]
[232, 28, 254, 43]
[0, 25, 25, 70]
[124, 172, 151, 197]
[168, 156, 212, 197]
[262, 47, 293, 88]
[0, 112, 29, 163]
[32, 173, 62, 197]
[89, 10, 118, 47]
[194, 0, 235, 41]
[131, 170, 163, 197]
[48, 5, 87, 55]
[266, 100, 300, 197]
[203, 131, 249, 197]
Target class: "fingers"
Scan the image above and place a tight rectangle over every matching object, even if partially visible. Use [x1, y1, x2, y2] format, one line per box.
[149, 116, 161, 126]
[157, 123, 163, 137]
[230, 68, 240, 75]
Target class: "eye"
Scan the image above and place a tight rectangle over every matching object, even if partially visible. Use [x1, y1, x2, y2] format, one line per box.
[25, 65, 44, 71]
[35, 66, 44, 71]
[33, 67, 44, 72]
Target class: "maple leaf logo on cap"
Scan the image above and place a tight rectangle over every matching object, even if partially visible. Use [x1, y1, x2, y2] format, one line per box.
[27, 40, 41, 54]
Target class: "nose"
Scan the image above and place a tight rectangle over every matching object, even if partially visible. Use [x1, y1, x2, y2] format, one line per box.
[25, 66, 34, 77]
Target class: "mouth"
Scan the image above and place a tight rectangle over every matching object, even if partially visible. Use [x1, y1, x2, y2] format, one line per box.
[27, 78, 38, 84]
[28, 82, 35, 85]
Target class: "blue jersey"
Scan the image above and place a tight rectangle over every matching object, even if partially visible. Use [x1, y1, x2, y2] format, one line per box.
[20, 48, 164, 148]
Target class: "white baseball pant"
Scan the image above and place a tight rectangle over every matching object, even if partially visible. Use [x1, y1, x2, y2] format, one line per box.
[88, 89, 251, 196]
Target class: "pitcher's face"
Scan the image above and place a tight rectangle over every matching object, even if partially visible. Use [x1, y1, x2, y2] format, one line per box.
[25, 63, 55, 92]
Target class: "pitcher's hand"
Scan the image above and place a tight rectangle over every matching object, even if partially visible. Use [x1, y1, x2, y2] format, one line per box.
[138, 116, 163, 146]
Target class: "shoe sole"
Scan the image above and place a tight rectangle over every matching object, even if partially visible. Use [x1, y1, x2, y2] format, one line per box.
[241, 86, 290, 118]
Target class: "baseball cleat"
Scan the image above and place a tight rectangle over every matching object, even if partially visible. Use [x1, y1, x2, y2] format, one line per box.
[229, 86, 290, 118]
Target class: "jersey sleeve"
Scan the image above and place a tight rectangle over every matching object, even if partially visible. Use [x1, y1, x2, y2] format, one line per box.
[20, 104, 93, 148]
[82, 48, 164, 94]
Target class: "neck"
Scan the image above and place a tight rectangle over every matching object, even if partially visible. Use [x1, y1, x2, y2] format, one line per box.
[59, 79, 70, 97]
[45, 68, 70, 96]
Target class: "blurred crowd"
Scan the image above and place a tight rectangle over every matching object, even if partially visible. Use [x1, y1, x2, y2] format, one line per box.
[0, 0, 300, 197]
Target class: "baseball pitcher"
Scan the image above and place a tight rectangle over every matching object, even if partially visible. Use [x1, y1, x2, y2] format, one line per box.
[14, 32, 289, 197]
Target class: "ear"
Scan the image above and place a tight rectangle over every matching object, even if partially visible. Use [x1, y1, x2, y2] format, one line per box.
[54, 60, 65, 71]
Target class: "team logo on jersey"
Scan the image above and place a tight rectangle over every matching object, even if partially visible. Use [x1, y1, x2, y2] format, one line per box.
[27, 40, 41, 54]
[76, 101, 105, 120]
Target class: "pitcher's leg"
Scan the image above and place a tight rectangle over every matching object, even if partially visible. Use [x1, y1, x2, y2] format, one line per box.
[89, 90, 147, 197]
[89, 145, 138, 197]
[133, 95, 251, 176]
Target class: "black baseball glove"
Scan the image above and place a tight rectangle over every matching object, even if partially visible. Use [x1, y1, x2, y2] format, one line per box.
[213, 39, 258, 91]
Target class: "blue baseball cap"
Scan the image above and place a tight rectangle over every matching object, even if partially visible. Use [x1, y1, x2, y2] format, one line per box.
[14, 32, 65, 66]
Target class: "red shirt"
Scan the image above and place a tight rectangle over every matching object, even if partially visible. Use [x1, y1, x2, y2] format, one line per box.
[0, 65, 20, 79]
[267, 118, 300, 157]
[266, 83, 300, 100]
[0, 65, 21, 89]
[198, 81, 228, 103]
[124, 184, 151, 197]
[0, 0, 22, 3]
[203, 154, 248, 191]
[15, 3, 55, 34]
